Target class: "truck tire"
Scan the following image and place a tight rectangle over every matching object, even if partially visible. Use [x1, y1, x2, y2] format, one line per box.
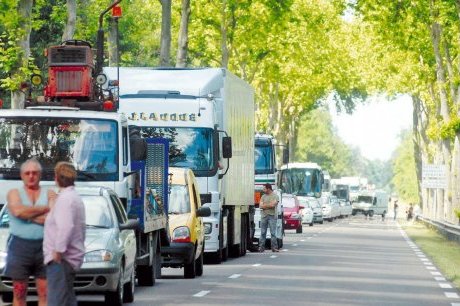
[369, 211, 374, 217]
[184, 250, 196, 279]
[137, 263, 155, 286]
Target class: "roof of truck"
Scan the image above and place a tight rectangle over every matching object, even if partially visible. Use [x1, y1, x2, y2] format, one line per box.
[104, 67, 228, 97]
[280, 162, 322, 170]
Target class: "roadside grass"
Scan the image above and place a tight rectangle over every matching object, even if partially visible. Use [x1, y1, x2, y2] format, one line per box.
[401, 220, 460, 288]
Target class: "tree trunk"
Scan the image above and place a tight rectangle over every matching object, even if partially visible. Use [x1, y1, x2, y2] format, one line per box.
[108, 18, 119, 66]
[412, 95, 424, 207]
[176, 0, 191, 68]
[11, 0, 33, 109]
[221, 0, 229, 68]
[159, 0, 172, 67]
[61, 0, 77, 42]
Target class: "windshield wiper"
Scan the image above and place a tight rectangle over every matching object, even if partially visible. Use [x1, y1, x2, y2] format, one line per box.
[77, 170, 97, 180]
[86, 224, 110, 228]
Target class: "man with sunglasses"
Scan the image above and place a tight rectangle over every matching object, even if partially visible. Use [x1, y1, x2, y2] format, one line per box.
[4, 159, 54, 306]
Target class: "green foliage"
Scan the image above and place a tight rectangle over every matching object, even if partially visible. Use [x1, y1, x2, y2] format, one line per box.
[454, 208, 460, 220]
[392, 130, 420, 204]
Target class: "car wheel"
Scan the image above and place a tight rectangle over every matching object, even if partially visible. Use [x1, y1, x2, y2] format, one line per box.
[1, 292, 13, 303]
[296, 225, 302, 234]
[309, 222, 313, 227]
[184, 250, 197, 279]
[195, 249, 204, 277]
[105, 267, 124, 306]
[123, 266, 135, 303]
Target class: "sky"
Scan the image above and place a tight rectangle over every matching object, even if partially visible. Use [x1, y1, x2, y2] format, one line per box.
[329, 95, 413, 161]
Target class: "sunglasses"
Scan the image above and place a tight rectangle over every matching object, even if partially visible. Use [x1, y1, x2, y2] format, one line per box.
[23, 171, 40, 176]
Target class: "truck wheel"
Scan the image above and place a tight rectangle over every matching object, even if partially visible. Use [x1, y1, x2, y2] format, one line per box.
[222, 245, 228, 261]
[137, 263, 155, 286]
[195, 250, 204, 277]
[369, 211, 374, 217]
[296, 225, 303, 234]
[309, 221, 314, 227]
[105, 267, 124, 306]
[184, 251, 196, 279]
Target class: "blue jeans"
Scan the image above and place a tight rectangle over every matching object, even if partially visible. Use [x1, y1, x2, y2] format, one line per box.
[259, 214, 277, 249]
[46, 261, 77, 306]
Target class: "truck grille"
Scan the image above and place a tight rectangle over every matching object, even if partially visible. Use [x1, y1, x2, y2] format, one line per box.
[56, 70, 83, 92]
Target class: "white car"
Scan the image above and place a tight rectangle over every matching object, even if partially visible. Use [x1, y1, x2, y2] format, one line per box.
[300, 204, 314, 226]
[337, 197, 352, 217]
[321, 194, 340, 221]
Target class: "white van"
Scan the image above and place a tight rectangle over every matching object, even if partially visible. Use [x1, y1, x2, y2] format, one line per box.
[352, 190, 389, 218]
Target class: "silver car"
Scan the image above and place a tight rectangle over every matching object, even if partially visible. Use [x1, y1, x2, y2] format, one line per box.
[0, 187, 138, 306]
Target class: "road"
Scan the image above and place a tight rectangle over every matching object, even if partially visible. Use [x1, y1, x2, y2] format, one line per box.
[10, 216, 460, 305]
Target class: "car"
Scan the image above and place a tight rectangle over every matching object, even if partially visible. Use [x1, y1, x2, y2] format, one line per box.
[0, 186, 139, 306]
[282, 194, 304, 233]
[322, 193, 340, 221]
[300, 201, 314, 226]
[161, 168, 211, 279]
[337, 197, 352, 217]
[300, 197, 323, 224]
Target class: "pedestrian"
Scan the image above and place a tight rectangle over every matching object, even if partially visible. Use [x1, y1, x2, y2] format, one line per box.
[43, 162, 86, 306]
[4, 158, 53, 306]
[393, 200, 399, 221]
[258, 183, 280, 252]
[407, 203, 414, 221]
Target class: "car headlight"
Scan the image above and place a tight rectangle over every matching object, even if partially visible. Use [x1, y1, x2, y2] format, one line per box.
[0, 251, 6, 270]
[84, 250, 113, 263]
[172, 226, 191, 243]
[204, 222, 212, 235]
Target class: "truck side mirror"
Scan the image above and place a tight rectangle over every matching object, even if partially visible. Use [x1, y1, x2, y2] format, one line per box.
[197, 206, 211, 217]
[282, 148, 289, 164]
[222, 136, 232, 158]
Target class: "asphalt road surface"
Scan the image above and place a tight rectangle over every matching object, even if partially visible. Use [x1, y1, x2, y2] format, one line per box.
[6, 215, 460, 305]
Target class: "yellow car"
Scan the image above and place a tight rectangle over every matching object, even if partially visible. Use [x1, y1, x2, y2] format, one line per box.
[161, 167, 211, 278]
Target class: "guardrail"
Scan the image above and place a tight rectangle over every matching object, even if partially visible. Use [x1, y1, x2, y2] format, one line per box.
[416, 215, 460, 243]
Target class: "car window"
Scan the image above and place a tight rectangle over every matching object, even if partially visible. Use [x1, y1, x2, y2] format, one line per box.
[169, 185, 191, 214]
[82, 196, 113, 228]
[282, 197, 296, 208]
[109, 193, 128, 224]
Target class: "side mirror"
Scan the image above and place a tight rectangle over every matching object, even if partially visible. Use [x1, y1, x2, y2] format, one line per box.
[282, 148, 289, 164]
[299, 205, 305, 210]
[197, 206, 211, 217]
[222, 137, 232, 158]
[119, 219, 139, 231]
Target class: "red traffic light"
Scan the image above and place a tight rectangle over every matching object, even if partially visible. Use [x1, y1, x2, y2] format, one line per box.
[112, 5, 122, 18]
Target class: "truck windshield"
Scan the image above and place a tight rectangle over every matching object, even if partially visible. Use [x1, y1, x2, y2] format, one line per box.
[280, 168, 321, 197]
[0, 117, 118, 181]
[255, 144, 274, 175]
[357, 196, 373, 203]
[138, 127, 214, 173]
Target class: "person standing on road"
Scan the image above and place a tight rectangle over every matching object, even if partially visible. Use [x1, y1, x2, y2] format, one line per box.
[258, 183, 280, 252]
[4, 158, 54, 306]
[44, 162, 86, 306]
[393, 200, 399, 221]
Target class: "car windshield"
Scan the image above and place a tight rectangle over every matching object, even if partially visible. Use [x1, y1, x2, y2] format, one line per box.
[168, 185, 191, 214]
[138, 127, 214, 173]
[0, 117, 118, 181]
[282, 197, 296, 208]
[82, 196, 113, 228]
[0, 196, 113, 228]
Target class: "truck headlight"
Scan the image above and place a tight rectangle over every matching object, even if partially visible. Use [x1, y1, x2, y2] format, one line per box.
[84, 250, 113, 263]
[204, 222, 212, 235]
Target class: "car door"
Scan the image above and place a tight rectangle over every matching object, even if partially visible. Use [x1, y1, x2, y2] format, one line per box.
[109, 192, 137, 279]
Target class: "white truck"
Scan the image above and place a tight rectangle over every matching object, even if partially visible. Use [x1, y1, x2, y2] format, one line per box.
[253, 134, 287, 249]
[105, 67, 255, 262]
[352, 190, 389, 217]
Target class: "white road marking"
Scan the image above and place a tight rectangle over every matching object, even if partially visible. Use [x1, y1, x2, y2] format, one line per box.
[423, 262, 433, 266]
[420, 258, 429, 262]
[228, 274, 241, 279]
[451, 303, 460, 306]
[426, 266, 436, 270]
[252, 263, 262, 267]
[300, 239, 305, 242]
[270, 255, 277, 258]
[440, 283, 453, 289]
[445, 292, 460, 298]
[431, 271, 442, 276]
[417, 254, 426, 258]
[435, 277, 446, 281]
[193, 291, 210, 297]
[307, 237, 312, 239]
[282, 249, 289, 252]
[293, 244, 298, 246]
